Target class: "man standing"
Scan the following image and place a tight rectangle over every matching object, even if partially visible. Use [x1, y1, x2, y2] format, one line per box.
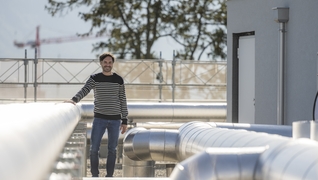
[65, 52, 128, 177]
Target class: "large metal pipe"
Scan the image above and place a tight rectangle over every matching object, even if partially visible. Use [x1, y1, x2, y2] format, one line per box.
[0, 103, 81, 180]
[170, 147, 267, 180]
[124, 122, 292, 162]
[124, 122, 318, 179]
[175, 121, 290, 161]
[122, 154, 155, 177]
[135, 122, 292, 136]
[80, 102, 227, 122]
[171, 138, 318, 180]
[83, 178, 170, 180]
[208, 122, 292, 137]
[124, 127, 179, 162]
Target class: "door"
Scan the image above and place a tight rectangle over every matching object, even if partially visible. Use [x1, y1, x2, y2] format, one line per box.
[238, 35, 255, 123]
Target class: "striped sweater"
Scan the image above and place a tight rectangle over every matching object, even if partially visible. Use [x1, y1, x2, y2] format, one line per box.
[71, 72, 128, 124]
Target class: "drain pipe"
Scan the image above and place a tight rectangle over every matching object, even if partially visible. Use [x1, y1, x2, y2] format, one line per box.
[273, 7, 289, 125]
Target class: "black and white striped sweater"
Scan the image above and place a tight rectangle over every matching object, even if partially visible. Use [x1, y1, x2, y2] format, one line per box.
[71, 72, 128, 124]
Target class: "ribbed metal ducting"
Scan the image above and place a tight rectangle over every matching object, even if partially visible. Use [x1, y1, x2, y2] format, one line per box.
[208, 122, 292, 137]
[175, 121, 291, 161]
[122, 154, 155, 177]
[80, 102, 226, 122]
[83, 178, 170, 180]
[124, 127, 179, 162]
[124, 121, 292, 162]
[0, 103, 81, 180]
[124, 121, 318, 180]
[170, 147, 267, 180]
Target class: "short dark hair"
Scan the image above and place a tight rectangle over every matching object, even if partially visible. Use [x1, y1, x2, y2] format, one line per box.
[99, 52, 115, 62]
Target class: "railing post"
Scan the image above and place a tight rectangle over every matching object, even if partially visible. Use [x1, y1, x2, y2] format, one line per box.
[172, 50, 176, 102]
[158, 52, 163, 102]
[24, 49, 28, 103]
[34, 48, 38, 102]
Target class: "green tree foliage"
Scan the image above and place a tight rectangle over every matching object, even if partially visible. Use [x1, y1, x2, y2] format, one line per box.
[46, 0, 227, 60]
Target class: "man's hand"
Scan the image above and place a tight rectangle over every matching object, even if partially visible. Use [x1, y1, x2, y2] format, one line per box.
[120, 124, 127, 134]
[64, 99, 76, 105]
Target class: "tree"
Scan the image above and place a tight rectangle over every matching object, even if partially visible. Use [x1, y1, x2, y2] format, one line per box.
[165, 0, 227, 60]
[45, 0, 227, 60]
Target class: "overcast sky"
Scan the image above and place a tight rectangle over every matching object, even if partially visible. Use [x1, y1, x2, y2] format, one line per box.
[0, 0, 178, 60]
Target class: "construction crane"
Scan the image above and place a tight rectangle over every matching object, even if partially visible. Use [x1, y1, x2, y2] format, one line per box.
[14, 25, 106, 57]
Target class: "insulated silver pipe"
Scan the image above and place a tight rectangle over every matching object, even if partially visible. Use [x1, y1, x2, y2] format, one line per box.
[135, 122, 183, 129]
[83, 178, 170, 180]
[186, 124, 318, 180]
[170, 147, 267, 180]
[0, 103, 81, 180]
[208, 122, 292, 137]
[171, 138, 318, 180]
[124, 122, 318, 180]
[122, 154, 155, 177]
[124, 121, 292, 162]
[124, 127, 179, 162]
[80, 102, 227, 122]
[175, 121, 289, 161]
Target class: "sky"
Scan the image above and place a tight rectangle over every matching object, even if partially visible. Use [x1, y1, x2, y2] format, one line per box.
[0, 0, 179, 60]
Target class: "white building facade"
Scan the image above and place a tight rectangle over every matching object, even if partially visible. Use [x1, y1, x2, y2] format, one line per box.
[227, 0, 318, 125]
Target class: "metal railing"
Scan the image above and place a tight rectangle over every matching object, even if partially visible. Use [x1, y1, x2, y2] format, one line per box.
[0, 50, 226, 103]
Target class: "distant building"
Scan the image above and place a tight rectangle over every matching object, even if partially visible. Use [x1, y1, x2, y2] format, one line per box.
[226, 0, 318, 125]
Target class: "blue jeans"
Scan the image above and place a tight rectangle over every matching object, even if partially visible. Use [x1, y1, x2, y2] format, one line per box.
[90, 118, 121, 177]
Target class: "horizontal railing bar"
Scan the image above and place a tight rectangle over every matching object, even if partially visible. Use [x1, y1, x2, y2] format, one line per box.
[0, 82, 226, 86]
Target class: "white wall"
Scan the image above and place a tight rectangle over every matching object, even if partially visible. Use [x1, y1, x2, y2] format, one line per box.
[227, 0, 318, 125]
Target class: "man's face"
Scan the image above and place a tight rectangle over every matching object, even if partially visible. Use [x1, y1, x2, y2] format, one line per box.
[100, 56, 113, 73]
